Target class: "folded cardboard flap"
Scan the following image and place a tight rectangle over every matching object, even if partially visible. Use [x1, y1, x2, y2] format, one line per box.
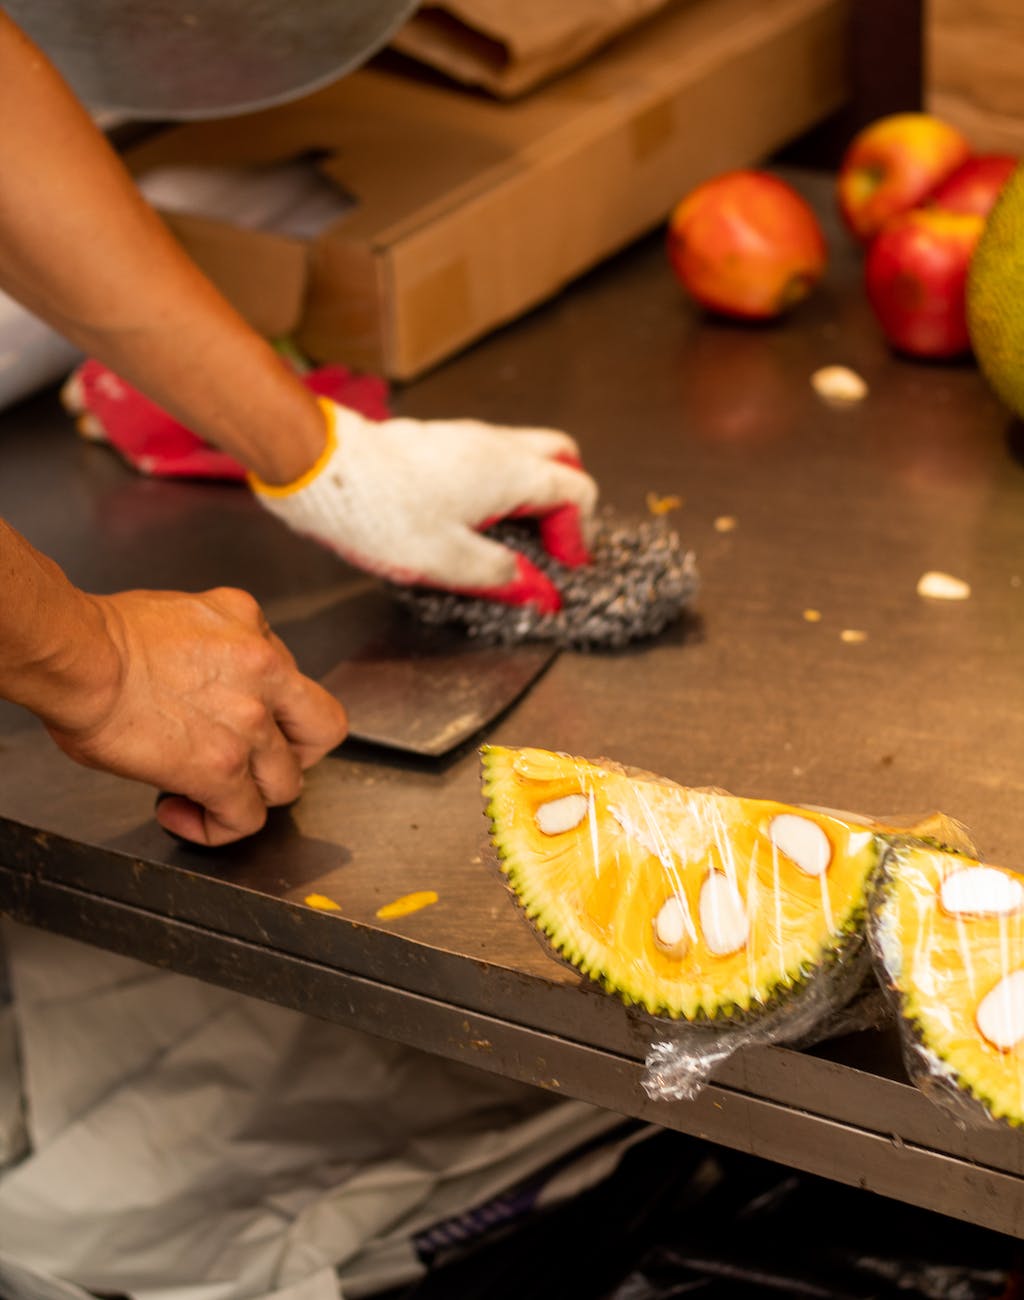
[128, 0, 848, 378]
[390, 0, 676, 99]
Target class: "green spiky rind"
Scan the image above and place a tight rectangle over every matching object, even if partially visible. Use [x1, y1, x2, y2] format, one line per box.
[880, 976, 1024, 1130]
[497, 842, 875, 1023]
[481, 745, 881, 1023]
[903, 1008, 1024, 1130]
[876, 831, 974, 858]
[871, 845, 1024, 1131]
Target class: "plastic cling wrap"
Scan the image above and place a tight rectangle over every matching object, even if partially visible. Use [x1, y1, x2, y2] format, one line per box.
[871, 840, 1024, 1131]
[481, 746, 889, 1100]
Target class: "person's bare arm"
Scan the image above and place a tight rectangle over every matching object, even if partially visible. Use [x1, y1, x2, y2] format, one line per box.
[0, 12, 324, 486]
[0, 519, 348, 845]
[0, 15, 600, 844]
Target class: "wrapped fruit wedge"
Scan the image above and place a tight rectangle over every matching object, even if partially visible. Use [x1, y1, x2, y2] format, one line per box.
[872, 842, 1024, 1129]
[481, 745, 925, 1025]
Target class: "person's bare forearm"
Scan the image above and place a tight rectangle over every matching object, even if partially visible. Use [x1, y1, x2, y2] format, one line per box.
[0, 519, 119, 729]
[0, 13, 325, 485]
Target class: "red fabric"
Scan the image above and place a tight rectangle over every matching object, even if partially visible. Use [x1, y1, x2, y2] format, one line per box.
[66, 358, 390, 481]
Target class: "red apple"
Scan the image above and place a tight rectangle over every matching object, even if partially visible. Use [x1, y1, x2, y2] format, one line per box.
[929, 154, 1019, 217]
[666, 170, 826, 320]
[864, 208, 984, 358]
[837, 112, 970, 243]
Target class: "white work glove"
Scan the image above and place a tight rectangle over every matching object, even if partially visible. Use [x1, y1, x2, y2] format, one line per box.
[251, 399, 599, 612]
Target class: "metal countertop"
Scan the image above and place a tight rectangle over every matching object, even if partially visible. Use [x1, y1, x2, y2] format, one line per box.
[2, 172, 1024, 1235]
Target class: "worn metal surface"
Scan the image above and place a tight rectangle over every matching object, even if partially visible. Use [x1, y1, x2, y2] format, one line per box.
[2, 171, 1024, 1232]
[277, 585, 559, 756]
[4, 863, 1024, 1240]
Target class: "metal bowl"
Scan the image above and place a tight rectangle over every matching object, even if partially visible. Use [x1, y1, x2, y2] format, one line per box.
[5, 0, 420, 120]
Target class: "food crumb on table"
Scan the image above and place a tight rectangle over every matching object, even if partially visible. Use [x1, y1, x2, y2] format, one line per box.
[917, 571, 971, 601]
[811, 364, 869, 407]
[305, 893, 342, 912]
[377, 890, 439, 920]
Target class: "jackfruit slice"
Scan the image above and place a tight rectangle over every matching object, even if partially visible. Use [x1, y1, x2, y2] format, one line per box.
[873, 841, 1024, 1127]
[481, 745, 883, 1021]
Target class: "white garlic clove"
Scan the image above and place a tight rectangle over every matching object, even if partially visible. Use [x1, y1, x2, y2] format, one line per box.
[811, 365, 868, 407]
[917, 571, 971, 601]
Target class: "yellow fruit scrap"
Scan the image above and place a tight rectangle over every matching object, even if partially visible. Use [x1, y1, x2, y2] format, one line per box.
[645, 492, 682, 516]
[304, 893, 342, 912]
[482, 745, 880, 1021]
[376, 890, 439, 920]
[876, 843, 1024, 1126]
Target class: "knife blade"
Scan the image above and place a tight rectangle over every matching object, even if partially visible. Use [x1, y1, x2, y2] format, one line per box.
[276, 585, 557, 757]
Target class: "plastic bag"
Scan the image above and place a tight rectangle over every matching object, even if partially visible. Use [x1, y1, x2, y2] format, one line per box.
[379, 1128, 1019, 1299]
[481, 746, 901, 1100]
[870, 837, 1024, 1132]
[602, 1135, 1018, 1300]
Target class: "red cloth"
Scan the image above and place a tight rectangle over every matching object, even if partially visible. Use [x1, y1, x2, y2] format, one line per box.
[64, 358, 391, 481]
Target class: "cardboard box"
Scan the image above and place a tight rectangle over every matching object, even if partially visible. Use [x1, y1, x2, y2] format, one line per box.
[928, 0, 1024, 154]
[128, 0, 849, 380]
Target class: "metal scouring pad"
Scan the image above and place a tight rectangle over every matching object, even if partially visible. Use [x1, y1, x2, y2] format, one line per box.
[390, 515, 699, 650]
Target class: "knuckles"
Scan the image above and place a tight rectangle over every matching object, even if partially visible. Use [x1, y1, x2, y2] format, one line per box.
[227, 692, 275, 737]
[205, 586, 266, 627]
[202, 733, 254, 785]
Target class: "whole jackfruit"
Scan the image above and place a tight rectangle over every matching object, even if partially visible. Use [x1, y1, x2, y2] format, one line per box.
[966, 163, 1024, 417]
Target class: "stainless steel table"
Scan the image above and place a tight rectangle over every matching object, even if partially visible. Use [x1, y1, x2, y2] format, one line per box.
[3, 172, 1024, 1237]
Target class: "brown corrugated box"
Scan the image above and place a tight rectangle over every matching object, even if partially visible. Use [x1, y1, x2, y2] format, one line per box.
[128, 0, 849, 380]
[927, 0, 1024, 153]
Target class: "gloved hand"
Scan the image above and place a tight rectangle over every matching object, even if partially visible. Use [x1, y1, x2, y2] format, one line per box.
[251, 398, 599, 613]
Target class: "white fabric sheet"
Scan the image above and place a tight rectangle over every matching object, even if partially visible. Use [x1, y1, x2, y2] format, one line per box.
[0, 923, 629, 1300]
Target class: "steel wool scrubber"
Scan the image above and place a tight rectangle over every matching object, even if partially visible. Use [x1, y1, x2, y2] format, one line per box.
[391, 515, 699, 650]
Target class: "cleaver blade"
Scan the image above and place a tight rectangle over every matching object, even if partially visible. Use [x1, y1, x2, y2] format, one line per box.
[276, 585, 558, 757]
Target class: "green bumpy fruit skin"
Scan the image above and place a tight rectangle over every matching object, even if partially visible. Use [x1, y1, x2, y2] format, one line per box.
[872, 841, 1024, 1130]
[481, 744, 884, 1024]
[966, 163, 1024, 417]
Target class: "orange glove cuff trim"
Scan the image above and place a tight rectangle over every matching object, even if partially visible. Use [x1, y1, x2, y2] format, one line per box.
[248, 398, 338, 498]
